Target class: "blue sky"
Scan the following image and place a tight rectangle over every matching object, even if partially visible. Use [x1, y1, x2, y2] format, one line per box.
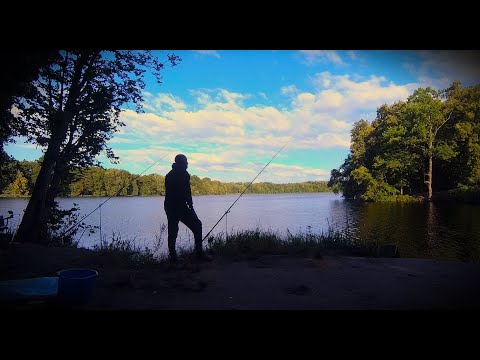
[6, 50, 480, 183]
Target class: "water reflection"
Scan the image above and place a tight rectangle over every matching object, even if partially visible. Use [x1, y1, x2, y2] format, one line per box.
[341, 199, 480, 262]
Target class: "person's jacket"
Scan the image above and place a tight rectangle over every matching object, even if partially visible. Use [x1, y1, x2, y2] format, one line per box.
[164, 162, 193, 210]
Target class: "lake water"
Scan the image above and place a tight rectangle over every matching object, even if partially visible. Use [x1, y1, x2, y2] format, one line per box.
[1, 193, 479, 261]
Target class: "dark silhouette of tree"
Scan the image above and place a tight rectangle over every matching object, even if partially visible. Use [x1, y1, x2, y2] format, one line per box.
[0, 50, 55, 193]
[0, 50, 55, 146]
[13, 50, 181, 244]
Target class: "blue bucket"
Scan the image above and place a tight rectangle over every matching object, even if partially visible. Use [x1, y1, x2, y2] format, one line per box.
[57, 269, 98, 306]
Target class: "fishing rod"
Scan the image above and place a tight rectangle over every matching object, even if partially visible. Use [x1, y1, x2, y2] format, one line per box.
[201, 136, 294, 245]
[62, 152, 171, 237]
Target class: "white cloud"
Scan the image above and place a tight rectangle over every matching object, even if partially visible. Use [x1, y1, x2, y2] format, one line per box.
[109, 137, 136, 144]
[194, 161, 331, 183]
[120, 109, 176, 135]
[316, 133, 351, 148]
[291, 90, 344, 112]
[298, 50, 344, 65]
[143, 93, 186, 112]
[217, 89, 250, 104]
[311, 72, 416, 110]
[189, 89, 212, 105]
[251, 163, 331, 183]
[117, 74, 415, 158]
[192, 50, 221, 58]
[258, 92, 268, 100]
[281, 85, 300, 96]
[109, 70, 421, 182]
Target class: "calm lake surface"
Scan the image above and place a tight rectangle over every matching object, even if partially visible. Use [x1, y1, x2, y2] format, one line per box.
[1, 193, 479, 261]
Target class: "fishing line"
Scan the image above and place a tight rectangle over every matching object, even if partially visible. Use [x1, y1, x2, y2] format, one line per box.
[201, 136, 294, 245]
[62, 152, 171, 237]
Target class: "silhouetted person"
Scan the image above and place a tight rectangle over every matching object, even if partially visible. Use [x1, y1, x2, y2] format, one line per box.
[164, 154, 212, 263]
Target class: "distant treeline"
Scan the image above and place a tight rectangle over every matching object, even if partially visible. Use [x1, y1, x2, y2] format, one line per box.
[0, 159, 331, 197]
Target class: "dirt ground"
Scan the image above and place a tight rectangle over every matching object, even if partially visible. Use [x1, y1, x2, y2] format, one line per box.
[2, 243, 480, 310]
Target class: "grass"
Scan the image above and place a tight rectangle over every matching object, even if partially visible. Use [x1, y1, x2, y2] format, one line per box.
[206, 226, 379, 260]
[64, 223, 395, 269]
[92, 231, 167, 269]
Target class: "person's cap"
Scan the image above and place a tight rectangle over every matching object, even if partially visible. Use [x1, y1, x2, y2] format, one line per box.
[175, 154, 188, 164]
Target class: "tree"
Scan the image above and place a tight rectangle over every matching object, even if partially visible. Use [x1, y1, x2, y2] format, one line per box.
[138, 174, 164, 196]
[370, 102, 421, 195]
[439, 82, 480, 189]
[350, 119, 374, 167]
[329, 82, 479, 202]
[0, 51, 55, 195]
[328, 120, 374, 199]
[13, 50, 181, 244]
[18, 159, 42, 194]
[103, 169, 132, 196]
[0, 51, 55, 148]
[0, 153, 17, 194]
[4, 171, 29, 197]
[405, 87, 455, 200]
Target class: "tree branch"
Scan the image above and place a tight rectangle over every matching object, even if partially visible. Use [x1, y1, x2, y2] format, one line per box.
[78, 52, 101, 97]
[434, 111, 453, 138]
[59, 51, 69, 112]
[64, 52, 90, 113]
[47, 76, 54, 116]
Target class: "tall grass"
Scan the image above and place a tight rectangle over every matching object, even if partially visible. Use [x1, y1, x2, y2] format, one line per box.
[207, 225, 376, 259]
[83, 222, 391, 267]
[92, 230, 167, 268]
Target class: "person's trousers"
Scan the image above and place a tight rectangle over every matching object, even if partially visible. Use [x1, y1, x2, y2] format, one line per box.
[165, 206, 203, 256]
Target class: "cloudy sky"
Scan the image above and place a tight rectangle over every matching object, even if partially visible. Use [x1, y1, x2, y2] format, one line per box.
[6, 50, 480, 183]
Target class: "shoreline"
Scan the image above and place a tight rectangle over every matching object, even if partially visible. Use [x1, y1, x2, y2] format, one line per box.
[2, 243, 480, 310]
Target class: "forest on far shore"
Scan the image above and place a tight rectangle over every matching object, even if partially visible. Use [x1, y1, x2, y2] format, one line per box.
[0, 159, 331, 198]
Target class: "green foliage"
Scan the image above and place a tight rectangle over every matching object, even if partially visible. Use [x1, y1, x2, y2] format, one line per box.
[138, 173, 165, 196]
[329, 81, 480, 202]
[391, 195, 421, 203]
[448, 186, 480, 204]
[45, 202, 83, 247]
[3, 171, 29, 197]
[350, 119, 374, 166]
[17, 159, 42, 194]
[0, 151, 17, 193]
[351, 166, 398, 201]
[434, 142, 458, 161]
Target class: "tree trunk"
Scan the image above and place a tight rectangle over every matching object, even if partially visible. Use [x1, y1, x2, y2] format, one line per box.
[427, 125, 433, 201]
[427, 153, 433, 201]
[14, 111, 71, 244]
[44, 158, 67, 224]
